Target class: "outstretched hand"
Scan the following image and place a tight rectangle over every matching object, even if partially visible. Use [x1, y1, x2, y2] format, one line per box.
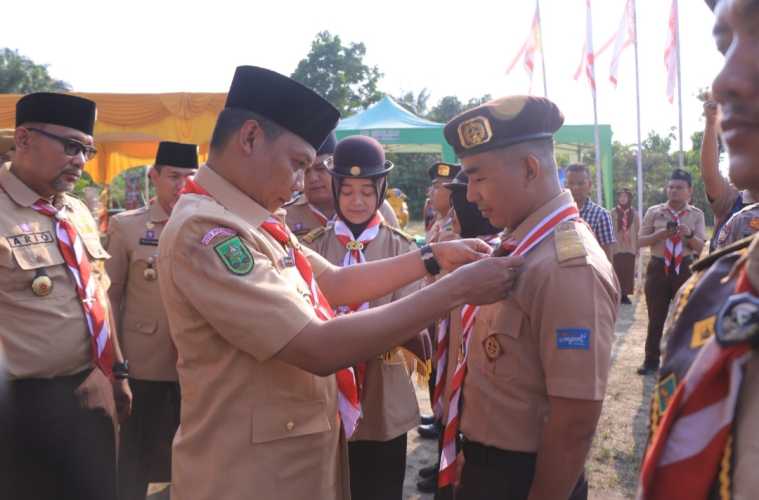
[431, 239, 493, 272]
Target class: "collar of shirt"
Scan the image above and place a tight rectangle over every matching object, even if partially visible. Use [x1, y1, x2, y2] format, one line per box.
[0, 165, 74, 212]
[149, 199, 170, 224]
[504, 190, 576, 243]
[192, 165, 271, 229]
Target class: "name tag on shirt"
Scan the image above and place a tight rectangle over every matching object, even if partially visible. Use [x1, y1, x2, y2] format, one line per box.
[139, 238, 159, 246]
[556, 328, 591, 350]
[6, 231, 55, 247]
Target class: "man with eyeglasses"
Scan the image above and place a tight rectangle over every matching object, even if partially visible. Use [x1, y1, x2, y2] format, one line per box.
[0, 92, 131, 500]
[285, 131, 400, 242]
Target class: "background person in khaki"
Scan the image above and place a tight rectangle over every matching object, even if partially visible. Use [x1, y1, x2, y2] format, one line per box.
[0, 92, 131, 500]
[443, 96, 620, 500]
[610, 188, 639, 304]
[157, 66, 522, 500]
[106, 141, 197, 500]
[307, 135, 422, 500]
[637, 169, 706, 375]
[285, 131, 399, 240]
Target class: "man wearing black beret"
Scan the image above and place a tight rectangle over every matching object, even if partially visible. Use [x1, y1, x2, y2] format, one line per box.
[157, 65, 523, 500]
[436, 95, 619, 500]
[0, 92, 132, 500]
[105, 140, 197, 500]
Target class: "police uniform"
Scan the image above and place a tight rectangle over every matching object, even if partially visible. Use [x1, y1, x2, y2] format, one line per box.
[157, 66, 349, 500]
[106, 141, 197, 500]
[442, 96, 620, 500]
[303, 135, 422, 500]
[639, 185, 706, 372]
[0, 93, 118, 500]
[715, 202, 759, 249]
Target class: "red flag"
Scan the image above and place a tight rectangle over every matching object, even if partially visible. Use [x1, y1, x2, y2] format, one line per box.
[506, 4, 542, 93]
[664, 0, 679, 103]
[574, 0, 596, 95]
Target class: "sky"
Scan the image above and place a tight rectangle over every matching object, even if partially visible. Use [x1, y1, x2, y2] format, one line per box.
[4, 0, 723, 150]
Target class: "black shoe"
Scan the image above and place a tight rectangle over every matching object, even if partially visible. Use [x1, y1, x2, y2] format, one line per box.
[420, 414, 436, 425]
[417, 475, 438, 494]
[637, 364, 658, 375]
[417, 423, 440, 440]
[621, 295, 632, 305]
[418, 464, 438, 479]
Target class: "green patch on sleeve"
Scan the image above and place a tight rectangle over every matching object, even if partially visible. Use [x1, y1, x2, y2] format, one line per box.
[214, 236, 254, 275]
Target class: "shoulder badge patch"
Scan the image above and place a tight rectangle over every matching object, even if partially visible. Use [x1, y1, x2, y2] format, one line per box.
[302, 226, 326, 244]
[690, 316, 716, 349]
[385, 224, 415, 243]
[556, 328, 591, 350]
[555, 222, 587, 263]
[214, 236, 254, 275]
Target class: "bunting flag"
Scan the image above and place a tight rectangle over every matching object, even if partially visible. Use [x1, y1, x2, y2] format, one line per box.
[595, 0, 636, 87]
[574, 0, 597, 95]
[506, 3, 542, 92]
[664, 0, 679, 103]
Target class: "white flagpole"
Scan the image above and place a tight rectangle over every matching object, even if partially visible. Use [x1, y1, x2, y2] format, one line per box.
[675, 0, 685, 168]
[633, 0, 645, 290]
[588, 1, 603, 206]
[537, 0, 548, 98]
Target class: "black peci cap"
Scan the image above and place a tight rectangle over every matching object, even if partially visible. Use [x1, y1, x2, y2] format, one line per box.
[155, 141, 198, 169]
[16, 92, 97, 135]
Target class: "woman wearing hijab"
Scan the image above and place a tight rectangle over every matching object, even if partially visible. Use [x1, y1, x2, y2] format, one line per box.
[611, 188, 639, 304]
[305, 135, 423, 500]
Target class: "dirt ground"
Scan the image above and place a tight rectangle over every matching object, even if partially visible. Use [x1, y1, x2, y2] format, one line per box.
[403, 294, 651, 500]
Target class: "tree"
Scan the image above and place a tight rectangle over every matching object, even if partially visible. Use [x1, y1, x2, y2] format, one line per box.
[291, 32, 383, 116]
[394, 88, 430, 116]
[0, 48, 70, 93]
[426, 94, 492, 123]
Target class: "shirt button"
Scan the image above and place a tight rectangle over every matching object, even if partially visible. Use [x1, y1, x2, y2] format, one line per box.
[286, 421, 295, 432]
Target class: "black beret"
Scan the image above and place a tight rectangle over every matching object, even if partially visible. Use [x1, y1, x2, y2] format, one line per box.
[428, 162, 461, 181]
[442, 170, 468, 191]
[670, 168, 692, 186]
[330, 135, 393, 179]
[155, 141, 198, 169]
[444, 95, 564, 158]
[225, 66, 340, 151]
[16, 92, 97, 136]
[317, 131, 337, 156]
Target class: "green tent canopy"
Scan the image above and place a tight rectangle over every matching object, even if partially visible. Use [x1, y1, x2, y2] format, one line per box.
[336, 97, 614, 207]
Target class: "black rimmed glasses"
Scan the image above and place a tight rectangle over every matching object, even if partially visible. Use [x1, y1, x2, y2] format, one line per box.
[27, 127, 98, 161]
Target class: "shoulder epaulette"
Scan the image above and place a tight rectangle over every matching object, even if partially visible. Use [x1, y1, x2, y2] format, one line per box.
[555, 220, 588, 263]
[692, 234, 755, 272]
[301, 226, 326, 244]
[384, 223, 416, 243]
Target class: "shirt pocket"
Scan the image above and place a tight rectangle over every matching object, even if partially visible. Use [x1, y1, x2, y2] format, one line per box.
[251, 399, 332, 444]
[0, 240, 67, 301]
[486, 302, 525, 380]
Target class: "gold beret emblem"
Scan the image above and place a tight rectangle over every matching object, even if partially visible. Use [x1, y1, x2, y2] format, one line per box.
[458, 116, 493, 150]
[350, 166, 361, 176]
[438, 165, 451, 177]
[32, 275, 53, 296]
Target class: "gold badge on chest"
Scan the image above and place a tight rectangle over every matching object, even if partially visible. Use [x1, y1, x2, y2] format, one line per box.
[32, 271, 53, 297]
[144, 256, 157, 281]
[484, 335, 502, 360]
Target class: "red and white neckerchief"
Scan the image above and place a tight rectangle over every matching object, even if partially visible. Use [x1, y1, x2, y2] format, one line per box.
[438, 203, 579, 488]
[431, 235, 500, 421]
[308, 203, 331, 227]
[664, 207, 688, 275]
[638, 269, 755, 500]
[332, 213, 383, 399]
[617, 205, 632, 244]
[182, 178, 362, 438]
[31, 199, 115, 377]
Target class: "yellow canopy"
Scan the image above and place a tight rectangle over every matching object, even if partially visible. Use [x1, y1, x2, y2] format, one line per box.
[0, 92, 226, 184]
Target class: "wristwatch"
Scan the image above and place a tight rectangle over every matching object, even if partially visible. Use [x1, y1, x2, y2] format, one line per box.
[420, 245, 441, 276]
[112, 361, 129, 380]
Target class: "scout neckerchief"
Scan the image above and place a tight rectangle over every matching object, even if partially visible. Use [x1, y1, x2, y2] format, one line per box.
[638, 266, 756, 500]
[438, 204, 579, 488]
[30, 199, 115, 377]
[431, 235, 500, 421]
[182, 178, 362, 438]
[332, 212, 383, 400]
[308, 203, 331, 226]
[616, 204, 632, 244]
[664, 207, 688, 275]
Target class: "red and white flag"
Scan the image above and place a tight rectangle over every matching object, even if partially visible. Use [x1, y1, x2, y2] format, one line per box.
[597, 0, 636, 87]
[664, 0, 679, 103]
[574, 0, 597, 95]
[506, 4, 542, 92]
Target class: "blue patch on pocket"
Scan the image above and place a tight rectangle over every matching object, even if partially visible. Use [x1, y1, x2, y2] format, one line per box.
[556, 328, 591, 350]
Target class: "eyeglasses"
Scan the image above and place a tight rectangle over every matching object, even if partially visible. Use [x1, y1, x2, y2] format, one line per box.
[27, 127, 97, 161]
[312, 156, 334, 170]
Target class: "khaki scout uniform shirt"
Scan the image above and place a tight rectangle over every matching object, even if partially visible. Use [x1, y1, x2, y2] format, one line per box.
[157, 166, 348, 500]
[610, 207, 640, 256]
[460, 191, 619, 452]
[309, 223, 421, 442]
[105, 201, 176, 381]
[0, 166, 110, 379]
[639, 203, 706, 259]
[285, 195, 400, 239]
